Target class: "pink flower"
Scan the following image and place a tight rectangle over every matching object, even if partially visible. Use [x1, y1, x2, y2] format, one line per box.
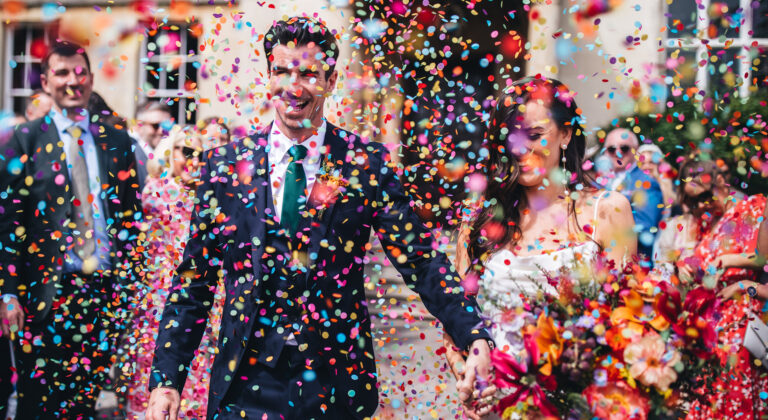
[583, 381, 649, 420]
[623, 334, 681, 391]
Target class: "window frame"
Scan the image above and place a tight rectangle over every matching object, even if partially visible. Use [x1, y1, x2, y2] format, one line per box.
[137, 21, 200, 124]
[2, 22, 56, 115]
[663, 0, 768, 99]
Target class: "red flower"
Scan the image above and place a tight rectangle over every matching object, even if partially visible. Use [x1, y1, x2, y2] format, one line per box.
[682, 287, 718, 319]
[491, 335, 559, 418]
[654, 281, 682, 324]
[583, 380, 650, 420]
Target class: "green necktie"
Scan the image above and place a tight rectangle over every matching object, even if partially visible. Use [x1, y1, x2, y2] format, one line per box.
[281, 144, 308, 236]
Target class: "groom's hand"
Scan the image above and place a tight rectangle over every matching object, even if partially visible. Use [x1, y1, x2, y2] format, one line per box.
[459, 339, 495, 420]
[146, 386, 181, 420]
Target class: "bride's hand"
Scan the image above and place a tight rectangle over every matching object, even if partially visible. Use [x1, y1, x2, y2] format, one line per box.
[443, 332, 466, 384]
[465, 394, 496, 419]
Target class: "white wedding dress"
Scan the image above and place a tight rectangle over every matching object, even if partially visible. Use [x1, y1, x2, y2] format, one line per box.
[478, 191, 606, 354]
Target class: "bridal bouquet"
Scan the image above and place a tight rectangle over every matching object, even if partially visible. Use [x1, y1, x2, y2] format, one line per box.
[489, 258, 723, 420]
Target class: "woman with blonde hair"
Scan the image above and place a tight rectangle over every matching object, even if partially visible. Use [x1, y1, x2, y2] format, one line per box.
[124, 126, 221, 419]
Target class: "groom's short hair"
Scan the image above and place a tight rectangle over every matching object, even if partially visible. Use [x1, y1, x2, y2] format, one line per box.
[264, 16, 339, 78]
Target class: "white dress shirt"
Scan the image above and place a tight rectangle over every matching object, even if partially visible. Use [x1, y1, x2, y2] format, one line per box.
[267, 121, 327, 220]
[266, 121, 326, 346]
[609, 163, 636, 192]
[50, 108, 111, 273]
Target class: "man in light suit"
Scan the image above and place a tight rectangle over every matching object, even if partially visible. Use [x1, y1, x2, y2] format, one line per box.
[604, 128, 663, 265]
[0, 42, 142, 418]
[146, 17, 492, 420]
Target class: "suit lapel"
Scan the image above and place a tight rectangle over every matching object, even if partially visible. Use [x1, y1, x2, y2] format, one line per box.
[90, 123, 112, 193]
[42, 120, 73, 205]
[305, 125, 351, 274]
[245, 131, 271, 292]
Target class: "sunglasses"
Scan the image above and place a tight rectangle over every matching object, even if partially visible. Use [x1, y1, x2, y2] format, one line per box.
[141, 121, 170, 132]
[606, 145, 632, 155]
[177, 146, 202, 159]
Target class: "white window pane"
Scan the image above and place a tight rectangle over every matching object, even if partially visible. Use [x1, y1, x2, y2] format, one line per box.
[707, 48, 741, 98]
[667, 0, 699, 38]
[753, 1, 768, 38]
[706, 0, 743, 39]
[666, 48, 698, 98]
[751, 48, 768, 90]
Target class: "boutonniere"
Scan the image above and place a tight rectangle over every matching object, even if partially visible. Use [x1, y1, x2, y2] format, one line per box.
[308, 160, 348, 220]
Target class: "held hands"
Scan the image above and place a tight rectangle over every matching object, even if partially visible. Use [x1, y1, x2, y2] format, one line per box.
[146, 386, 181, 420]
[0, 296, 24, 339]
[443, 334, 496, 419]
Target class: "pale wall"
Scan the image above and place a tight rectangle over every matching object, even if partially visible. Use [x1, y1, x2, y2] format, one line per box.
[527, 0, 666, 139]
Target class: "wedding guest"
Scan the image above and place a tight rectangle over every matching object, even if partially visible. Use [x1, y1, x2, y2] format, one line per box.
[0, 41, 142, 418]
[758, 204, 768, 257]
[198, 116, 231, 145]
[667, 158, 768, 419]
[445, 76, 636, 419]
[24, 89, 53, 121]
[653, 158, 724, 282]
[130, 101, 173, 187]
[637, 143, 676, 217]
[88, 91, 128, 129]
[145, 16, 492, 420]
[603, 129, 663, 265]
[125, 126, 220, 419]
[0, 115, 23, 420]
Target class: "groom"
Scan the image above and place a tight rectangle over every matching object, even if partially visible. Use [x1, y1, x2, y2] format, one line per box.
[146, 17, 492, 420]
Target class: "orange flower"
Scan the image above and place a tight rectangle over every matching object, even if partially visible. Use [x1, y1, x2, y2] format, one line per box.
[610, 290, 669, 335]
[527, 313, 563, 376]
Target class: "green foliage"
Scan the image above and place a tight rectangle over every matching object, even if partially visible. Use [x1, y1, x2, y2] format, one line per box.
[605, 91, 768, 195]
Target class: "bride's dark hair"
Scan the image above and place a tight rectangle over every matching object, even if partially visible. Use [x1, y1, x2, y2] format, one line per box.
[466, 76, 591, 272]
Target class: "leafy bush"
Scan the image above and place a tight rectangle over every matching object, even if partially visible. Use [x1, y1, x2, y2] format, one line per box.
[602, 90, 768, 195]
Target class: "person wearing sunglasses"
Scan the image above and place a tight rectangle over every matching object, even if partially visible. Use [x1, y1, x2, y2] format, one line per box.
[124, 125, 216, 419]
[129, 101, 174, 187]
[657, 159, 767, 419]
[603, 128, 663, 266]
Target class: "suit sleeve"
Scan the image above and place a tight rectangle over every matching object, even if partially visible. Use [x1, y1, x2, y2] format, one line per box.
[0, 131, 26, 296]
[369, 144, 490, 351]
[116, 131, 144, 288]
[149, 154, 223, 392]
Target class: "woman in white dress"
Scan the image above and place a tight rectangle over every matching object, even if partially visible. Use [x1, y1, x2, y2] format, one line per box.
[445, 77, 637, 419]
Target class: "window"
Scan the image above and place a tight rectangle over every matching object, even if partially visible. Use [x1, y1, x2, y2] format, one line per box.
[138, 21, 201, 124]
[665, 0, 768, 100]
[3, 23, 56, 115]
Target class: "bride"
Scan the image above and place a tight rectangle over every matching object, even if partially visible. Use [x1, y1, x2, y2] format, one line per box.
[446, 76, 637, 419]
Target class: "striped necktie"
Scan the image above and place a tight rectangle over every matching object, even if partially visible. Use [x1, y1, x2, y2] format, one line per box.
[66, 125, 96, 259]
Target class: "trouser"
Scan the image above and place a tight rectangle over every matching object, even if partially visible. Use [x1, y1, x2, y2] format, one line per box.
[14, 272, 117, 419]
[0, 337, 13, 417]
[213, 344, 355, 420]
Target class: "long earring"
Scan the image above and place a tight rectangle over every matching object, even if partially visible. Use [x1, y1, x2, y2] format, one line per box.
[561, 146, 567, 167]
[561, 145, 569, 188]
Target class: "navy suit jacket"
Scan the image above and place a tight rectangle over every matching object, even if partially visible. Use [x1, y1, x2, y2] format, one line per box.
[150, 124, 489, 419]
[0, 116, 142, 322]
[617, 165, 663, 261]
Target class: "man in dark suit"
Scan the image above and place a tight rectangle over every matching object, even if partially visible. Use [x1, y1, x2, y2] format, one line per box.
[146, 17, 492, 420]
[604, 128, 664, 266]
[0, 42, 142, 418]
